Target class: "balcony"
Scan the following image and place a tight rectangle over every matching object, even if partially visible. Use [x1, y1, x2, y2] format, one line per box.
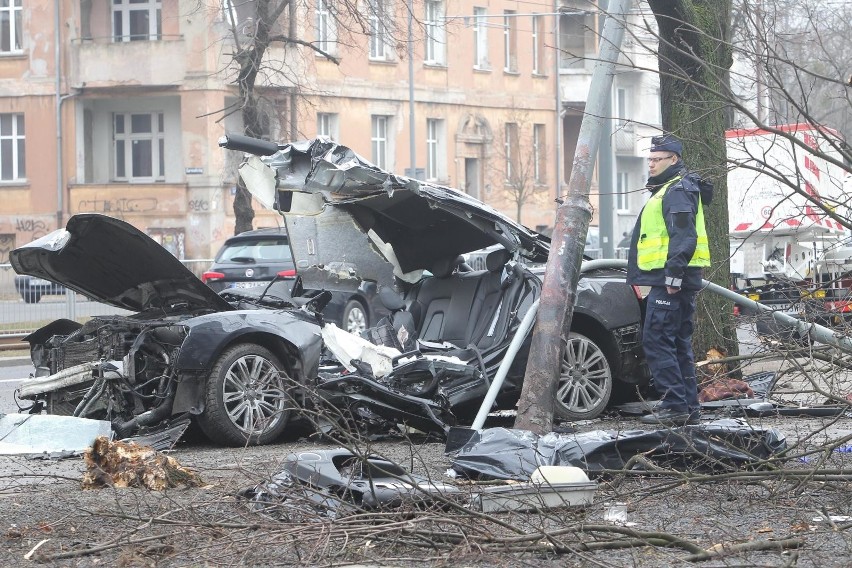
[560, 72, 592, 104]
[70, 38, 187, 88]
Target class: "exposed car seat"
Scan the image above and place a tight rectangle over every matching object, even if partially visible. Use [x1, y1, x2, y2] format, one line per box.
[407, 248, 524, 353]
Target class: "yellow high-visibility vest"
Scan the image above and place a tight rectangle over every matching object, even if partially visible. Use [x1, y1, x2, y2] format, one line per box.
[637, 176, 710, 270]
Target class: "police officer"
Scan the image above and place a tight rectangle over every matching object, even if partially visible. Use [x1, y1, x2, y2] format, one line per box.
[627, 134, 712, 426]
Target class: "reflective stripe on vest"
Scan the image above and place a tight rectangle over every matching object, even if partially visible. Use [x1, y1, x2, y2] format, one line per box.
[636, 176, 710, 270]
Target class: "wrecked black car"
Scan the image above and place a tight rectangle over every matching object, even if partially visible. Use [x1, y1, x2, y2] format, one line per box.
[224, 135, 649, 430]
[11, 214, 324, 447]
[11, 137, 648, 446]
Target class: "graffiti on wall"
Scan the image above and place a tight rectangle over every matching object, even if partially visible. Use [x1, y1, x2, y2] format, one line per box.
[188, 199, 211, 212]
[147, 228, 185, 260]
[15, 218, 49, 236]
[77, 197, 159, 214]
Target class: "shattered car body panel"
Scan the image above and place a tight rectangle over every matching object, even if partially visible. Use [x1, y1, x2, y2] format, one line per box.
[450, 422, 787, 479]
[240, 448, 462, 518]
[239, 139, 549, 290]
[11, 214, 233, 314]
[12, 215, 325, 446]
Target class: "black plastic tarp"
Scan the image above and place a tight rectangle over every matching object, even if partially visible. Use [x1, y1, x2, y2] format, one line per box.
[450, 420, 787, 480]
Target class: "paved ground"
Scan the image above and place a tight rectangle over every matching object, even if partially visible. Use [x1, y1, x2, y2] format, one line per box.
[3, 322, 852, 566]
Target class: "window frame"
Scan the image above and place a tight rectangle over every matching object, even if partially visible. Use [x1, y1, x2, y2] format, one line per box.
[317, 112, 338, 140]
[426, 118, 446, 181]
[315, 0, 337, 54]
[616, 170, 630, 211]
[424, 0, 446, 65]
[533, 123, 546, 184]
[615, 87, 628, 128]
[0, 113, 25, 182]
[473, 7, 488, 70]
[368, 0, 392, 61]
[503, 10, 517, 73]
[112, 0, 162, 42]
[0, 0, 22, 54]
[371, 115, 389, 170]
[531, 14, 542, 75]
[504, 122, 519, 182]
[113, 111, 165, 182]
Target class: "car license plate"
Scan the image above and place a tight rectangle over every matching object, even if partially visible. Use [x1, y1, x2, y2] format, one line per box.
[232, 281, 266, 289]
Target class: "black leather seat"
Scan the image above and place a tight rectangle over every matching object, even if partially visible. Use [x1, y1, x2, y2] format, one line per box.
[407, 248, 520, 352]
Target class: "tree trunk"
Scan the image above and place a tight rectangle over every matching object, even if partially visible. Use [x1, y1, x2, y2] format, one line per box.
[232, 0, 280, 235]
[649, 0, 740, 367]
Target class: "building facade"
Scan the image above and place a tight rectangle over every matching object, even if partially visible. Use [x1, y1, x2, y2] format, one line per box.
[0, 0, 659, 260]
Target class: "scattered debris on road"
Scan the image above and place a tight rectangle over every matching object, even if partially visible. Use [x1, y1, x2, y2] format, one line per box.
[0, 413, 111, 458]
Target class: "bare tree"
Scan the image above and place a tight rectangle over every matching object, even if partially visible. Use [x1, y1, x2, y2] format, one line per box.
[488, 105, 552, 223]
[218, 0, 403, 234]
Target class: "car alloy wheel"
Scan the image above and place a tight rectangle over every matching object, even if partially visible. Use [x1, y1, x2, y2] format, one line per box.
[343, 300, 368, 334]
[554, 331, 613, 420]
[198, 343, 293, 446]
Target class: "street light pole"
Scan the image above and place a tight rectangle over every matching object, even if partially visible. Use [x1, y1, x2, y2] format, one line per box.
[408, 5, 416, 178]
[515, 0, 630, 434]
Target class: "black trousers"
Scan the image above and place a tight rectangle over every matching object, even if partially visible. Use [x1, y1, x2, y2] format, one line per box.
[642, 286, 699, 414]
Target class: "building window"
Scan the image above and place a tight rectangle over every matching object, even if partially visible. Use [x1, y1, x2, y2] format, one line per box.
[503, 10, 517, 72]
[424, 0, 445, 65]
[615, 88, 628, 128]
[426, 118, 446, 181]
[0, 113, 25, 181]
[317, 112, 338, 140]
[531, 15, 543, 75]
[368, 0, 391, 60]
[371, 115, 389, 170]
[559, 12, 585, 69]
[0, 0, 22, 53]
[315, 0, 337, 54]
[533, 124, 546, 184]
[616, 171, 629, 211]
[473, 7, 488, 70]
[113, 112, 165, 181]
[113, 0, 162, 42]
[504, 122, 519, 182]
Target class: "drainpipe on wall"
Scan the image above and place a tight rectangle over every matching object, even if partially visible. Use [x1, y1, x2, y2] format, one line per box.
[554, 1, 562, 200]
[55, 0, 63, 230]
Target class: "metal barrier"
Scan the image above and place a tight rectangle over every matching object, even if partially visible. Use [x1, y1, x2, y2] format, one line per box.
[0, 260, 213, 338]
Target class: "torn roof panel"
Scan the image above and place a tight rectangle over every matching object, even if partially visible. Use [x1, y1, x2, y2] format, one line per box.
[241, 138, 550, 289]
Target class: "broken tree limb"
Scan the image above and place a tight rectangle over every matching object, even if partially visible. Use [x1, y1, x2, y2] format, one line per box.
[685, 537, 804, 562]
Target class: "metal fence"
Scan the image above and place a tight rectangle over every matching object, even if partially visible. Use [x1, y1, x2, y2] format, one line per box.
[0, 260, 213, 337]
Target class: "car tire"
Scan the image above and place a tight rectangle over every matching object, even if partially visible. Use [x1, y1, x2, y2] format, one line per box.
[196, 343, 294, 446]
[22, 290, 41, 303]
[554, 331, 613, 421]
[342, 299, 368, 334]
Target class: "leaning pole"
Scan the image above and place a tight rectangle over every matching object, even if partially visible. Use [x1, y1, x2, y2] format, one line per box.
[515, 0, 631, 434]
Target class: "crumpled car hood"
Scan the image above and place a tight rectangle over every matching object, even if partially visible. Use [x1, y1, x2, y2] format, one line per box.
[10, 214, 233, 314]
[238, 138, 550, 290]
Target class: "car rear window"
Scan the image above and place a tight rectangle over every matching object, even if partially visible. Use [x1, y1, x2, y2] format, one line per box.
[217, 238, 292, 263]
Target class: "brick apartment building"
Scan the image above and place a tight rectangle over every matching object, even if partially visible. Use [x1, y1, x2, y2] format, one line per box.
[0, 0, 659, 259]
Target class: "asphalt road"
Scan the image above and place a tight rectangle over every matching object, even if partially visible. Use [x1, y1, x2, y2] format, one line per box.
[0, 362, 35, 414]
